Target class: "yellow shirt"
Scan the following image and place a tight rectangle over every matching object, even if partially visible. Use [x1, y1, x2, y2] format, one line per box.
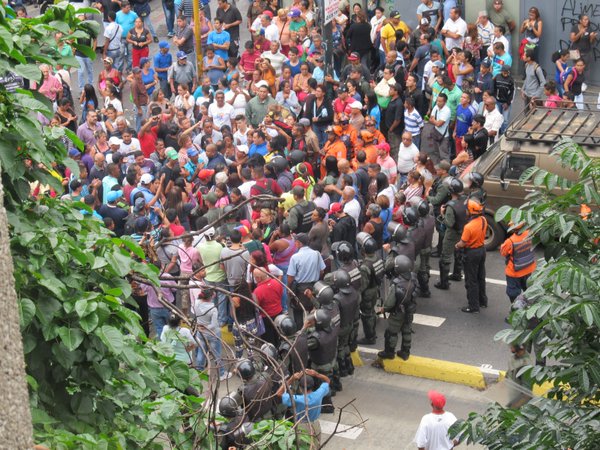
[380, 21, 410, 51]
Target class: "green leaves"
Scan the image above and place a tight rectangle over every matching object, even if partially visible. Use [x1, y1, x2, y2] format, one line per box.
[96, 325, 124, 355]
[18, 297, 35, 328]
[58, 327, 84, 351]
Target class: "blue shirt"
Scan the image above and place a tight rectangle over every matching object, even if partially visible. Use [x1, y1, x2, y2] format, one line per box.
[368, 106, 381, 129]
[206, 153, 227, 170]
[282, 382, 330, 423]
[492, 53, 512, 77]
[207, 30, 231, 61]
[248, 142, 267, 157]
[141, 68, 157, 96]
[455, 104, 474, 138]
[130, 186, 162, 225]
[116, 10, 138, 38]
[288, 246, 325, 283]
[154, 52, 173, 80]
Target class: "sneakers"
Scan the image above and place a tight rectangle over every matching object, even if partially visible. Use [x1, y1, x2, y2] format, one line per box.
[167, 32, 174, 38]
[461, 307, 480, 314]
[153, 36, 159, 43]
[219, 371, 233, 381]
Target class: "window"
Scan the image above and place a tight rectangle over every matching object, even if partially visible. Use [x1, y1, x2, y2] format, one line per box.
[490, 154, 536, 180]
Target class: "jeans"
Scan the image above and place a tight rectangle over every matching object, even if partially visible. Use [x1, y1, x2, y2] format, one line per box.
[500, 103, 511, 135]
[195, 330, 225, 376]
[106, 48, 123, 73]
[76, 55, 94, 91]
[159, 77, 171, 98]
[205, 280, 230, 327]
[313, 123, 329, 148]
[121, 38, 132, 72]
[276, 265, 289, 313]
[142, 14, 156, 38]
[134, 104, 147, 132]
[162, 2, 175, 35]
[149, 307, 171, 339]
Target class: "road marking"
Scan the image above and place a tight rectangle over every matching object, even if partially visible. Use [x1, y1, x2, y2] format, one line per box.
[357, 346, 380, 354]
[319, 419, 364, 440]
[430, 270, 507, 286]
[413, 313, 446, 327]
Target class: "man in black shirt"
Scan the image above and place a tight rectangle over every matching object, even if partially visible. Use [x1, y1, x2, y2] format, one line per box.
[216, 0, 243, 57]
[384, 82, 405, 161]
[328, 202, 357, 249]
[98, 189, 128, 236]
[463, 115, 489, 160]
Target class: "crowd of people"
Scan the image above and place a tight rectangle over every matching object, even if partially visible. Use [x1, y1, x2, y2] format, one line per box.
[25, 0, 552, 447]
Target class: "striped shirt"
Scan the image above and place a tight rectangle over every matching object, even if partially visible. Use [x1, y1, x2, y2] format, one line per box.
[404, 108, 424, 136]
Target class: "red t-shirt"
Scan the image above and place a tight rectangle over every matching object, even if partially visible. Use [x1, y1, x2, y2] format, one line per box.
[170, 223, 186, 237]
[139, 127, 158, 158]
[253, 278, 283, 318]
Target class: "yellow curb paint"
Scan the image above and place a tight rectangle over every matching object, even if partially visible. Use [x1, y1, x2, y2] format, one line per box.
[380, 354, 487, 389]
[351, 351, 363, 367]
[221, 326, 234, 346]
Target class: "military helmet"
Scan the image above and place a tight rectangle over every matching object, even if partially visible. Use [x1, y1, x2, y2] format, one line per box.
[394, 255, 414, 276]
[357, 231, 378, 255]
[415, 199, 430, 217]
[288, 149, 306, 166]
[332, 269, 351, 290]
[237, 359, 255, 381]
[276, 315, 296, 337]
[402, 207, 419, 227]
[219, 395, 241, 418]
[448, 178, 464, 194]
[331, 240, 354, 262]
[465, 171, 484, 188]
[260, 343, 278, 361]
[388, 221, 410, 244]
[313, 309, 331, 330]
[271, 156, 288, 173]
[313, 281, 334, 305]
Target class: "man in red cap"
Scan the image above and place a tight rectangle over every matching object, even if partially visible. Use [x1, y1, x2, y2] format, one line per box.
[376, 142, 398, 186]
[414, 390, 458, 450]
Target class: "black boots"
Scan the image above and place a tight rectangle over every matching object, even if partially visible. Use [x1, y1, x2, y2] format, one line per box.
[377, 347, 396, 359]
[396, 348, 410, 360]
[434, 262, 450, 290]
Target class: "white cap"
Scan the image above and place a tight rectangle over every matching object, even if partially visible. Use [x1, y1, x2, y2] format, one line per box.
[236, 144, 249, 154]
[215, 171, 229, 184]
[350, 101, 363, 109]
[108, 136, 122, 146]
[255, 80, 269, 89]
[140, 173, 154, 185]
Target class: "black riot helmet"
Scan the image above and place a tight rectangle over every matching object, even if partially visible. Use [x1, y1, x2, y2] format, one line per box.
[394, 255, 414, 278]
[448, 178, 464, 194]
[357, 231, 378, 255]
[313, 281, 334, 306]
[465, 171, 484, 189]
[260, 343, 278, 361]
[219, 395, 241, 418]
[402, 207, 419, 227]
[388, 221, 410, 244]
[288, 149, 306, 166]
[271, 156, 288, 174]
[331, 240, 354, 263]
[412, 199, 430, 218]
[276, 315, 296, 337]
[313, 309, 331, 330]
[237, 359, 256, 381]
[332, 269, 351, 290]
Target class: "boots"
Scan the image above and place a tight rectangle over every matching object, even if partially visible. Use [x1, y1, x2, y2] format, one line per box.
[357, 336, 377, 345]
[434, 261, 450, 290]
[346, 355, 355, 375]
[338, 357, 348, 377]
[396, 348, 410, 361]
[417, 271, 431, 297]
[377, 347, 396, 359]
[450, 249, 464, 280]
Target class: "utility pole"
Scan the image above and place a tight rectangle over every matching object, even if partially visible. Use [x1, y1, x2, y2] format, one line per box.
[317, 0, 337, 77]
[192, 0, 203, 74]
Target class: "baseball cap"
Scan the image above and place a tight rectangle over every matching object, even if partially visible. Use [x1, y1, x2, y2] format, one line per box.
[376, 142, 390, 153]
[315, 55, 324, 63]
[295, 232, 309, 246]
[159, 41, 170, 49]
[198, 168, 215, 180]
[204, 192, 218, 204]
[428, 390, 446, 409]
[288, 8, 301, 18]
[176, 50, 188, 59]
[348, 52, 360, 61]
[165, 147, 178, 160]
[236, 144, 249, 154]
[432, 60, 445, 68]
[481, 59, 492, 68]
[263, 10, 273, 18]
[298, 118, 311, 127]
[390, 10, 401, 18]
[187, 147, 199, 157]
[103, 57, 113, 64]
[106, 189, 123, 203]
[420, 17, 430, 25]
[133, 197, 146, 213]
[235, 225, 250, 237]
[108, 136, 122, 146]
[478, 10, 488, 18]
[255, 80, 269, 89]
[501, 64, 512, 72]
[139, 57, 149, 67]
[215, 171, 228, 184]
[68, 148, 80, 157]
[493, 0, 503, 4]
[337, 85, 349, 94]
[328, 202, 343, 215]
[140, 174, 154, 186]
[350, 101, 362, 109]
[435, 160, 451, 171]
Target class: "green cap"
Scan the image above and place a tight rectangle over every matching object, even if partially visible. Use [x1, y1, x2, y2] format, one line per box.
[165, 147, 178, 160]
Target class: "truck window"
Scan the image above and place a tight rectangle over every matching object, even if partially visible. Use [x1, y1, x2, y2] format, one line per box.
[490, 154, 536, 180]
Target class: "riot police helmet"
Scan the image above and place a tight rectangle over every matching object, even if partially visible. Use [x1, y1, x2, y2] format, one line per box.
[288, 150, 306, 166]
[394, 255, 414, 277]
[219, 395, 241, 418]
[331, 240, 354, 263]
[415, 199, 430, 218]
[465, 171, 484, 188]
[313, 309, 331, 330]
[313, 281, 334, 305]
[448, 178, 464, 194]
[357, 231, 378, 255]
[388, 221, 410, 244]
[332, 269, 351, 290]
[402, 207, 419, 227]
[260, 343, 278, 361]
[236, 359, 255, 381]
[276, 315, 296, 337]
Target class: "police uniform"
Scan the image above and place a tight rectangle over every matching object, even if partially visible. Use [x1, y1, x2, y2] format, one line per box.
[438, 194, 467, 288]
[417, 212, 436, 296]
[499, 228, 536, 302]
[279, 332, 310, 375]
[287, 199, 316, 233]
[334, 283, 360, 377]
[358, 253, 385, 342]
[427, 176, 451, 255]
[339, 260, 362, 354]
[307, 320, 338, 413]
[238, 371, 275, 422]
[461, 214, 488, 312]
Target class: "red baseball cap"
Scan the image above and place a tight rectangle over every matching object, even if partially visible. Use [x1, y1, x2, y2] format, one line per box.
[328, 202, 343, 215]
[198, 169, 215, 180]
[263, 10, 273, 18]
[235, 225, 250, 237]
[376, 142, 391, 153]
[428, 390, 446, 409]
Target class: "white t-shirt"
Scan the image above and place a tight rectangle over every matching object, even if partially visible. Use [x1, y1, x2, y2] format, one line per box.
[233, 128, 249, 146]
[397, 144, 420, 174]
[343, 198, 361, 227]
[120, 137, 141, 154]
[442, 17, 467, 49]
[264, 24, 279, 42]
[489, 35, 510, 57]
[483, 108, 504, 142]
[261, 50, 289, 76]
[246, 263, 283, 284]
[225, 89, 249, 117]
[104, 97, 123, 113]
[414, 411, 457, 450]
[208, 102, 235, 130]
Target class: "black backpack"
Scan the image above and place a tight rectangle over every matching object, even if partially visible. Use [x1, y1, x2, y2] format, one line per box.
[56, 73, 73, 104]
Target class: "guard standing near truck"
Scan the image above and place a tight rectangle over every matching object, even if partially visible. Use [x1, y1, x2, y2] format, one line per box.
[499, 222, 536, 303]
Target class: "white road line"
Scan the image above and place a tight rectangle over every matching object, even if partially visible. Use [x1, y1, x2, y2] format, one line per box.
[413, 313, 446, 327]
[319, 419, 364, 440]
[357, 346, 380, 354]
[430, 270, 507, 286]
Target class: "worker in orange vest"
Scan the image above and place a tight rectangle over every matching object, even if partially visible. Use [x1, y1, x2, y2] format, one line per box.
[320, 125, 347, 178]
[499, 222, 536, 303]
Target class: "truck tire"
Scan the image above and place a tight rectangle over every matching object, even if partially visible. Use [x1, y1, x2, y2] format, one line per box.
[485, 214, 505, 251]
